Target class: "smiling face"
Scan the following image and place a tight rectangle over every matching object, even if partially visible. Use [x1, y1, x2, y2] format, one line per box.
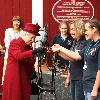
[84, 19, 100, 41]
[69, 19, 85, 41]
[13, 20, 21, 29]
[70, 23, 80, 40]
[84, 23, 94, 40]
[59, 21, 68, 35]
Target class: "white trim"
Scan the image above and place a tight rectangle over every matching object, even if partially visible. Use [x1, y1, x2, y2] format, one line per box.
[52, 0, 94, 23]
[85, 0, 94, 20]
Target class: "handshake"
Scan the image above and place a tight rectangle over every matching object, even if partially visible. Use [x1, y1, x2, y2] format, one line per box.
[32, 47, 47, 55]
[32, 44, 62, 56]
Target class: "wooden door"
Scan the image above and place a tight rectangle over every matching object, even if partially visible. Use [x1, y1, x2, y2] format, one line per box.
[0, 0, 32, 92]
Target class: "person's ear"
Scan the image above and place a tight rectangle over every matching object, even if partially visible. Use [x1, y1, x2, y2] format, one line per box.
[93, 27, 97, 33]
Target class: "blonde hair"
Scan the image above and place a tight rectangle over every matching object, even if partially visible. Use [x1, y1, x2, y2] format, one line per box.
[59, 21, 70, 33]
[59, 21, 68, 28]
[70, 19, 85, 36]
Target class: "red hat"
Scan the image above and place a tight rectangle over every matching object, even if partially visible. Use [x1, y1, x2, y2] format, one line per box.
[24, 23, 40, 36]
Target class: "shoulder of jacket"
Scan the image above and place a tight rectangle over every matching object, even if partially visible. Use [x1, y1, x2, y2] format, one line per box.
[5, 28, 13, 33]
[19, 28, 23, 32]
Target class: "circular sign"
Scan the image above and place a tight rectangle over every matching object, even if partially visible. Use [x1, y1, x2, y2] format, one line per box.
[52, 0, 94, 23]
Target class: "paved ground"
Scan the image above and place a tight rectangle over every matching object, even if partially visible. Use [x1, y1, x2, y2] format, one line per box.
[30, 73, 72, 100]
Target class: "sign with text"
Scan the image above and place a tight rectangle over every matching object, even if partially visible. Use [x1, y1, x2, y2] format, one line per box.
[52, 0, 94, 23]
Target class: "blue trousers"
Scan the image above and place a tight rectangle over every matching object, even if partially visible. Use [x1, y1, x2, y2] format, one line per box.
[84, 91, 100, 100]
[70, 80, 85, 100]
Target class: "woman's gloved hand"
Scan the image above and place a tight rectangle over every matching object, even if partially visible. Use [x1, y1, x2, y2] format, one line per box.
[30, 71, 37, 80]
[32, 47, 47, 55]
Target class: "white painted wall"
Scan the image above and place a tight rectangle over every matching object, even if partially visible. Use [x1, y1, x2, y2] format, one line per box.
[32, 0, 43, 27]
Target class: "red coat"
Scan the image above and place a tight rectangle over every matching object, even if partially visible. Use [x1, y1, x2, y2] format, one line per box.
[2, 38, 35, 100]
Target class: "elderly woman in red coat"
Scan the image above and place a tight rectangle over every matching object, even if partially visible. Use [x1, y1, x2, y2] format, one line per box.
[2, 23, 42, 100]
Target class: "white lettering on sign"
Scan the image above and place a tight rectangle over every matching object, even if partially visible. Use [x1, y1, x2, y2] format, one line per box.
[52, 0, 94, 23]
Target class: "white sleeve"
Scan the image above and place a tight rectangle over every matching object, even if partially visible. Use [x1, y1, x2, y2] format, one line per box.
[4, 29, 12, 49]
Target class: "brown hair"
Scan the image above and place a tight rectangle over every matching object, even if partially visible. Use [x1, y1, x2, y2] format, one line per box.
[12, 16, 21, 22]
[12, 16, 22, 28]
[87, 18, 100, 33]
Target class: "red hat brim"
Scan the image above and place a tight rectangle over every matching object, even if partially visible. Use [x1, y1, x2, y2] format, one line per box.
[24, 29, 40, 36]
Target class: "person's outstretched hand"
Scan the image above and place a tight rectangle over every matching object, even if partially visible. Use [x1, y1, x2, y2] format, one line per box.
[51, 44, 61, 53]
